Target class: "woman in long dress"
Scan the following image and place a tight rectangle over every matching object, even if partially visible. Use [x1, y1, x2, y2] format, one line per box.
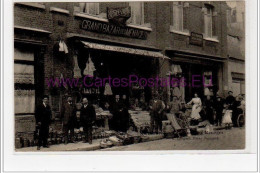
[187, 93, 202, 120]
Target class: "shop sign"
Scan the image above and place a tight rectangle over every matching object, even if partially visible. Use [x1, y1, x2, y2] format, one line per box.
[107, 7, 131, 26]
[81, 19, 148, 40]
[189, 32, 203, 46]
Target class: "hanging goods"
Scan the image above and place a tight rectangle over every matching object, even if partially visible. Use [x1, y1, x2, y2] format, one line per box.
[180, 77, 185, 101]
[83, 54, 96, 76]
[58, 41, 68, 54]
[73, 55, 82, 78]
[172, 87, 182, 99]
[104, 83, 113, 95]
[204, 87, 210, 96]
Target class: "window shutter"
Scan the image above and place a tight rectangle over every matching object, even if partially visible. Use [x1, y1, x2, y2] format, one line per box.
[170, 3, 173, 26]
[141, 2, 144, 25]
[172, 2, 179, 30]
[129, 2, 143, 25]
[144, 2, 148, 24]
[201, 7, 206, 34]
[183, 3, 189, 30]
[212, 11, 218, 36]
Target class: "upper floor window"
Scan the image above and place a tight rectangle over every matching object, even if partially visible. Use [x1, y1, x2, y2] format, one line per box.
[231, 7, 237, 23]
[128, 2, 144, 25]
[204, 5, 213, 38]
[79, 2, 99, 15]
[172, 2, 184, 31]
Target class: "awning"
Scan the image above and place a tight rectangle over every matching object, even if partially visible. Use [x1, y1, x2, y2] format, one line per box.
[81, 41, 169, 59]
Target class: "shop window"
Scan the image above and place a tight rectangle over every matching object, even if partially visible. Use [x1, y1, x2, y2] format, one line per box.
[203, 5, 218, 39]
[128, 2, 144, 25]
[79, 2, 100, 15]
[231, 72, 245, 96]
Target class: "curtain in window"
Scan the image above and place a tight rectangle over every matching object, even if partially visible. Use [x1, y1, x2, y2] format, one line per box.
[15, 90, 35, 114]
[14, 48, 35, 114]
[173, 2, 183, 31]
[14, 64, 34, 84]
[14, 48, 34, 61]
[129, 2, 144, 25]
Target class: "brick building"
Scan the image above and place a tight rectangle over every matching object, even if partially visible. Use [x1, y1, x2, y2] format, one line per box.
[14, 2, 229, 140]
[154, 1, 229, 102]
[226, 1, 245, 97]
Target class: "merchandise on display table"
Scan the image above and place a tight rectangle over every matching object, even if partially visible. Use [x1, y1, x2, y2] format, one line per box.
[116, 132, 134, 145]
[100, 139, 113, 148]
[95, 107, 113, 120]
[129, 110, 151, 133]
[162, 120, 174, 134]
[108, 136, 123, 146]
[126, 130, 141, 143]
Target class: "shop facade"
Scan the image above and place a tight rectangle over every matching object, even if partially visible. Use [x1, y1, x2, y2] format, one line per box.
[14, 2, 168, 141]
[154, 1, 229, 103]
[14, 26, 51, 141]
[14, 1, 230, 143]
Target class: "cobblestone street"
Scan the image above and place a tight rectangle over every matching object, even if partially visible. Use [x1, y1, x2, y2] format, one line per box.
[101, 127, 245, 151]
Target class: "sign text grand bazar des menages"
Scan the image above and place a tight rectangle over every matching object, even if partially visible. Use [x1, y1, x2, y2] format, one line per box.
[81, 19, 148, 40]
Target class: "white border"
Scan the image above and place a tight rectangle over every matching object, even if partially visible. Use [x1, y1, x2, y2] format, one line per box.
[2, 0, 259, 172]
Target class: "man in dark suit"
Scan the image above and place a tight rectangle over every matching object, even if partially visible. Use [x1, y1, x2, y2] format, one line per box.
[61, 96, 76, 144]
[80, 97, 96, 144]
[226, 91, 235, 108]
[150, 92, 165, 133]
[110, 95, 124, 131]
[120, 95, 130, 132]
[35, 95, 52, 150]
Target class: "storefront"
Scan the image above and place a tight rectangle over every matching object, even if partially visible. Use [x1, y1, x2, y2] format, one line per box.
[165, 49, 225, 103]
[14, 26, 50, 142]
[64, 36, 168, 108]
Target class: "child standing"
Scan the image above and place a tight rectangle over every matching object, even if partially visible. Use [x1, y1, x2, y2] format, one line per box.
[215, 96, 224, 126]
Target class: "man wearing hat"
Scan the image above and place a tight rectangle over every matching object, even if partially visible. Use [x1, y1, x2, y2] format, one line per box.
[150, 92, 165, 133]
[80, 97, 96, 144]
[61, 95, 76, 144]
[110, 95, 124, 131]
[35, 95, 52, 150]
[226, 91, 235, 107]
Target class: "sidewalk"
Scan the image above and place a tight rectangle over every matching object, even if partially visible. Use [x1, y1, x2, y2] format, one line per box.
[15, 134, 165, 152]
[15, 140, 101, 152]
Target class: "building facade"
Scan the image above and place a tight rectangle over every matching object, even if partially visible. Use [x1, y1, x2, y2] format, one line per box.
[14, 2, 229, 140]
[226, 1, 245, 97]
[154, 1, 229, 102]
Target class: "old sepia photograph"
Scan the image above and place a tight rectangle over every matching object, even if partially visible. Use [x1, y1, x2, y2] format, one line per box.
[13, 1, 246, 152]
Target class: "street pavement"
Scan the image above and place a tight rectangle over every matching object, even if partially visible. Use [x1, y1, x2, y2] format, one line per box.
[16, 139, 101, 152]
[16, 127, 245, 152]
[101, 127, 245, 151]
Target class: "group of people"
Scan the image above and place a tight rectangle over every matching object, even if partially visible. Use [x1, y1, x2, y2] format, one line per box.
[145, 90, 245, 133]
[35, 90, 245, 149]
[169, 91, 245, 128]
[35, 95, 96, 150]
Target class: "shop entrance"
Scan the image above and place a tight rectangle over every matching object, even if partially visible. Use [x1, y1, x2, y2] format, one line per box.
[77, 48, 157, 107]
[169, 62, 219, 103]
